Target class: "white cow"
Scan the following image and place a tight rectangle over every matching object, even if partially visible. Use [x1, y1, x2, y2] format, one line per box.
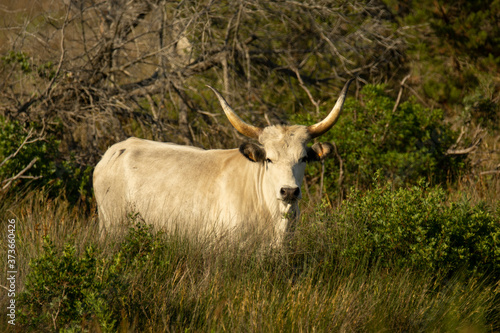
[93, 80, 353, 243]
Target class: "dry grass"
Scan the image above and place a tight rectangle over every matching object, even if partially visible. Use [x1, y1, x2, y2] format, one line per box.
[1, 189, 498, 332]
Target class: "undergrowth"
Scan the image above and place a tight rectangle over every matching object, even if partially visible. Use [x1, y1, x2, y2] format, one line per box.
[3, 181, 498, 332]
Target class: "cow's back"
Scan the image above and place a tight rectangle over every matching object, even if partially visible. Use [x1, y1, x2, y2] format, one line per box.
[93, 137, 268, 234]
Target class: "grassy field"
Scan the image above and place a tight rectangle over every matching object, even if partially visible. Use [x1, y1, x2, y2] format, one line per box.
[1, 182, 498, 332]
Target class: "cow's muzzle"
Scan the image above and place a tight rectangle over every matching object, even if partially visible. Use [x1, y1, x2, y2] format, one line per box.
[280, 186, 301, 202]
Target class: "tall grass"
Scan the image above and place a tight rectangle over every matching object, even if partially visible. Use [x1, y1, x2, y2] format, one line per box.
[1, 183, 499, 332]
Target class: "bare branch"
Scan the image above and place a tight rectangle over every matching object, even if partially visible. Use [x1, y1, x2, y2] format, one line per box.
[291, 65, 320, 115]
[0, 128, 45, 169]
[392, 74, 411, 114]
[445, 142, 482, 155]
[479, 169, 500, 176]
[380, 74, 411, 143]
[45, 3, 71, 99]
[2, 157, 40, 191]
[446, 127, 484, 156]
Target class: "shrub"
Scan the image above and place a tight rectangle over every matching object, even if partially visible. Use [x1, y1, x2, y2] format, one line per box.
[0, 117, 58, 190]
[17, 222, 191, 332]
[0, 116, 92, 203]
[295, 84, 467, 197]
[17, 237, 113, 331]
[300, 177, 500, 279]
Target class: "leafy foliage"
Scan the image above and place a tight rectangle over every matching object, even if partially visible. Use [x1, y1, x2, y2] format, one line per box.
[2, 51, 32, 74]
[0, 116, 93, 203]
[0, 117, 57, 188]
[299, 177, 500, 279]
[385, 0, 500, 126]
[296, 84, 466, 197]
[17, 221, 192, 331]
[18, 238, 110, 331]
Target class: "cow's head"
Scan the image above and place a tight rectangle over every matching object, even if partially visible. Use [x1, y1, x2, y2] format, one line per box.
[208, 80, 352, 214]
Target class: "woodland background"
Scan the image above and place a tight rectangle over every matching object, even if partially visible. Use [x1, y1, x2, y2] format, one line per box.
[0, 0, 499, 331]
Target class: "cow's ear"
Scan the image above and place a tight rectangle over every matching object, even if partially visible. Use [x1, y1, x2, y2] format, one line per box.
[307, 142, 334, 162]
[239, 142, 266, 163]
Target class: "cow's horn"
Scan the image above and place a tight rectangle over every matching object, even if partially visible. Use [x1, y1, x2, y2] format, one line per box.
[207, 85, 262, 140]
[307, 79, 354, 138]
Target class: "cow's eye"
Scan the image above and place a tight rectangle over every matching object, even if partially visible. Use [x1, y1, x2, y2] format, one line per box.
[266, 158, 273, 164]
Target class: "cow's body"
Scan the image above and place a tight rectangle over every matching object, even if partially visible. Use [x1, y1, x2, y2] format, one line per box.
[94, 80, 353, 243]
[94, 136, 289, 238]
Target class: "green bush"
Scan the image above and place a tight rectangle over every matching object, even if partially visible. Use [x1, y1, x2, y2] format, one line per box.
[300, 177, 500, 279]
[0, 117, 58, 188]
[463, 90, 499, 131]
[0, 116, 92, 203]
[18, 237, 113, 331]
[296, 84, 467, 195]
[17, 222, 192, 332]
